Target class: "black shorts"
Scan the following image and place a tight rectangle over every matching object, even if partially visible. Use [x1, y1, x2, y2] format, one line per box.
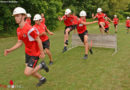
[105, 28, 109, 32]
[64, 25, 75, 34]
[114, 24, 118, 27]
[42, 39, 50, 49]
[99, 25, 101, 28]
[78, 30, 88, 42]
[25, 54, 39, 68]
[73, 24, 77, 30]
[126, 27, 130, 29]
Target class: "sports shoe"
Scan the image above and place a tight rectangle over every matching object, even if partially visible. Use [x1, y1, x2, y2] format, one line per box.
[36, 78, 46, 87]
[83, 54, 88, 60]
[49, 61, 53, 65]
[40, 61, 49, 72]
[89, 48, 93, 54]
[62, 47, 67, 53]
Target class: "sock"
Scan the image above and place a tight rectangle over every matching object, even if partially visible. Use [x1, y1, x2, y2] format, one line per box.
[64, 46, 67, 49]
[40, 77, 45, 80]
[65, 40, 68, 45]
[85, 54, 88, 56]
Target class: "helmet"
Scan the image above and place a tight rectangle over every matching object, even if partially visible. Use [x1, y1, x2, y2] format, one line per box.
[97, 8, 102, 13]
[27, 13, 31, 17]
[65, 9, 71, 15]
[12, 7, 26, 16]
[33, 14, 41, 21]
[114, 15, 117, 17]
[79, 10, 87, 16]
[127, 16, 130, 19]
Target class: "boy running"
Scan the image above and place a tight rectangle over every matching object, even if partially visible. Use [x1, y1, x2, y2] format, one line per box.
[92, 8, 112, 34]
[58, 9, 75, 53]
[41, 13, 45, 25]
[113, 15, 119, 33]
[104, 17, 110, 34]
[33, 14, 54, 65]
[126, 16, 130, 33]
[26, 13, 31, 25]
[4, 7, 49, 87]
[77, 10, 97, 59]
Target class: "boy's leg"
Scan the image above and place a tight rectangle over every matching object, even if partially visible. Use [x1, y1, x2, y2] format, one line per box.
[63, 28, 71, 53]
[83, 35, 89, 59]
[99, 22, 105, 34]
[24, 64, 47, 87]
[45, 48, 53, 65]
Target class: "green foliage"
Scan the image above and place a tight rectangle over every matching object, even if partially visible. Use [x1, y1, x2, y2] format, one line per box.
[0, 0, 130, 36]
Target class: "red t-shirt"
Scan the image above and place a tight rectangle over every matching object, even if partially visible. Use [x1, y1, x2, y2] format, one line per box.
[17, 23, 40, 56]
[126, 20, 130, 27]
[33, 24, 49, 42]
[113, 18, 119, 24]
[62, 15, 74, 26]
[104, 21, 110, 28]
[73, 15, 78, 25]
[25, 18, 31, 25]
[96, 13, 107, 24]
[77, 18, 87, 34]
[41, 17, 45, 25]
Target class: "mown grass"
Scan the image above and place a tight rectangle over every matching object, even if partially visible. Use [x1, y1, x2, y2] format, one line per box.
[0, 21, 130, 90]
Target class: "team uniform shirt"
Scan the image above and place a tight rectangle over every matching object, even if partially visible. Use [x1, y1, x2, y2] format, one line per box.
[95, 13, 107, 24]
[41, 17, 45, 25]
[77, 18, 87, 34]
[104, 21, 110, 28]
[113, 18, 119, 24]
[25, 18, 31, 25]
[73, 15, 78, 25]
[33, 24, 49, 42]
[62, 15, 74, 26]
[126, 20, 130, 27]
[17, 23, 40, 56]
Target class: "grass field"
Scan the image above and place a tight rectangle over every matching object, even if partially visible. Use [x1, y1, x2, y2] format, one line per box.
[0, 22, 130, 90]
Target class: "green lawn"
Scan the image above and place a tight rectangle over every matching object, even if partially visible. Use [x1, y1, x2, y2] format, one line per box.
[0, 22, 130, 90]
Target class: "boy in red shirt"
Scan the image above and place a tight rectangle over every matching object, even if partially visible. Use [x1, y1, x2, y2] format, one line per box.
[33, 14, 54, 65]
[77, 10, 98, 59]
[58, 9, 75, 53]
[113, 15, 119, 33]
[104, 17, 110, 34]
[4, 7, 49, 87]
[41, 13, 45, 25]
[26, 13, 31, 25]
[72, 13, 78, 34]
[126, 16, 130, 33]
[92, 8, 112, 34]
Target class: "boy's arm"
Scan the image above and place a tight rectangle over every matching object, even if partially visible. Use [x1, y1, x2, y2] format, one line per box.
[35, 36, 45, 59]
[107, 17, 113, 22]
[46, 28, 54, 35]
[4, 40, 23, 56]
[81, 20, 98, 25]
[58, 16, 64, 21]
[39, 32, 47, 36]
[92, 13, 96, 19]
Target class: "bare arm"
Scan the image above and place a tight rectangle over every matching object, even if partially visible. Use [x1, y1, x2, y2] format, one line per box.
[58, 16, 64, 21]
[81, 21, 98, 25]
[46, 28, 54, 35]
[39, 32, 47, 36]
[35, 36, 45, 59]
[4, 40, 23, 56]
[92, 13, 96, 19]
[107, 17, 113, 22]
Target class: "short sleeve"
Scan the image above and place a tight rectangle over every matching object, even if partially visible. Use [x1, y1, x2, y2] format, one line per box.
[95, 14, 98, 18]
[62, 15, 66, 19]
[29, 29, 39, 40]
